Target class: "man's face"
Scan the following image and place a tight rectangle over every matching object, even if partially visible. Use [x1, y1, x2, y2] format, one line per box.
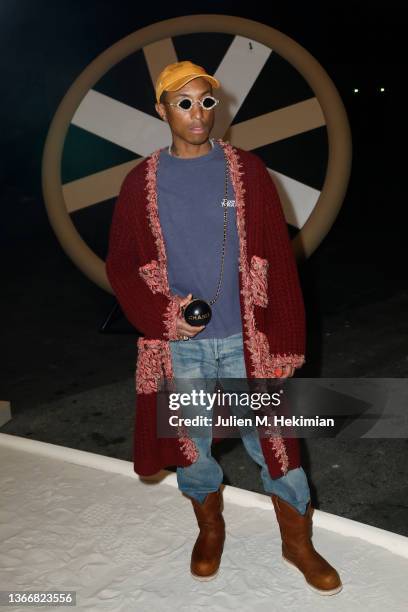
[155, 77, 216, 145]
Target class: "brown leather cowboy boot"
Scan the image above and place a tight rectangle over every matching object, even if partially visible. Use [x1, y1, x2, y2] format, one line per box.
[187, 488, 226, 581]
[271, 494, 342, 595]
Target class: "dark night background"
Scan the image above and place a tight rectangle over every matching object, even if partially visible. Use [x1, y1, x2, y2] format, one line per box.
[1, 2, 407, 535]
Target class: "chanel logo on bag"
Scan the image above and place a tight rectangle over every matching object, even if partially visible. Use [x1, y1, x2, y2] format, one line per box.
[189, 313, 211, 320]
[221, 199, 236, 207]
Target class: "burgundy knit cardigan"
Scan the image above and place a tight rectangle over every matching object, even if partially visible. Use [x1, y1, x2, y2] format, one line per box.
[105, 139, 306, 479]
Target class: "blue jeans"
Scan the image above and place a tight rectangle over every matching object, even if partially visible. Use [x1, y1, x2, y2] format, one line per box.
[169, 331, 311, 515]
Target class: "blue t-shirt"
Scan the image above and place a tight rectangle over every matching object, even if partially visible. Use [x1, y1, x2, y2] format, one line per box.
[156, 140, 243, 340]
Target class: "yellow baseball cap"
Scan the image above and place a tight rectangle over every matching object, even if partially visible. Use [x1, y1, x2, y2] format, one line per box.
[155, 61, 220, 104]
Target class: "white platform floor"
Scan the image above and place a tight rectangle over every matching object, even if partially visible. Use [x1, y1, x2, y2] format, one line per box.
[1, 433, 408, 611]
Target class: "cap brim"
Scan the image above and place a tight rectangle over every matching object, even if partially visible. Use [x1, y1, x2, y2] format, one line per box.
[165, 74, 220, 93]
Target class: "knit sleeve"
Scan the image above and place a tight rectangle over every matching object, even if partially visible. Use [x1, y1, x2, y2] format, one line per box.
[258, 160, 306, 368]
[105, 173, 182, 340]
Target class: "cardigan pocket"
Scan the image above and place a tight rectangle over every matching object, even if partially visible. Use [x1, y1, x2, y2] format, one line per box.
[138, 259, 167, 295]
[136, 338, 171, 394]
[249, 255, 269, 307]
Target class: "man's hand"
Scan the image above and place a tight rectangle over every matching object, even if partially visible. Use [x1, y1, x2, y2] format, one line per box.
[176, 293, 206, 339]
[252, 364, 295, 394]
[274, 365, 295, 378]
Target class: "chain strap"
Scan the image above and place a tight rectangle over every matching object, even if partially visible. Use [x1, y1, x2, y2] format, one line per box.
[208, 151, 229, 305]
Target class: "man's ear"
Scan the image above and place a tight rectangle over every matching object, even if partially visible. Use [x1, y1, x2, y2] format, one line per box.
[155, 102, 167, 122]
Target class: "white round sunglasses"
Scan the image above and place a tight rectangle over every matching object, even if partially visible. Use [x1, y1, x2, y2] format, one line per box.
[164, 95, 220, 112]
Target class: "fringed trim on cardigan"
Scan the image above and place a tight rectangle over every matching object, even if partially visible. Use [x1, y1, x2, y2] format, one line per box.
[249, 254, 269, 308]
[138, 259, 166, 295]
[264, 429, 290, 474]
[163, 295, 183, 341]
[177, 425, 200, 462]
[145, 152, 170, 296]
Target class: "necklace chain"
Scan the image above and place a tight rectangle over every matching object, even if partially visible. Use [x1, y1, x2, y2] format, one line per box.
[209, 153, 229, 305]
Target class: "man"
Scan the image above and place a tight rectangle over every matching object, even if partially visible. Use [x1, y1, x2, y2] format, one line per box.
[105, 61, 342, 595]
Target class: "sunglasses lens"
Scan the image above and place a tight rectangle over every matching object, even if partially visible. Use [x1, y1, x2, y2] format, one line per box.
[202, 96, 216, 109]
[178, 98, 192, 110]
